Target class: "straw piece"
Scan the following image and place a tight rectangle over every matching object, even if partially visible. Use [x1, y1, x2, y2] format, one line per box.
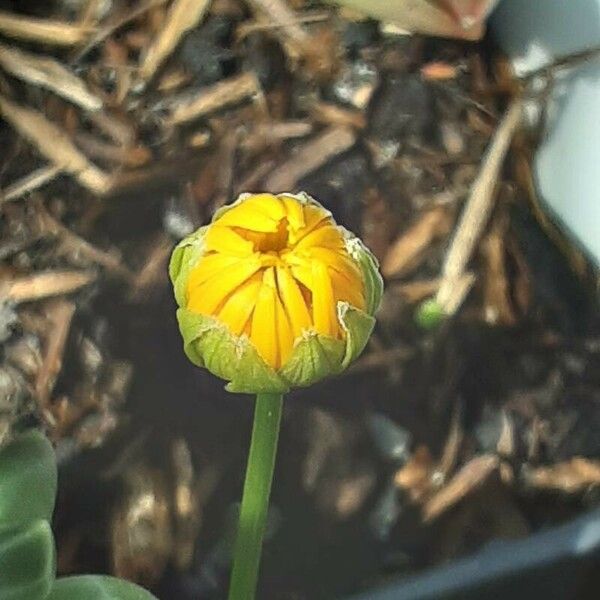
[2, 271, 95, 303]
[0, 10, 91, 46]
[139, 0, 212, 82]
[0, 96, 111, 196]
[0, 43, 102, 111]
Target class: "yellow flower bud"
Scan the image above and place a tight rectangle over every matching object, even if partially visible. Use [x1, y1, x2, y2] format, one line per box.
[170, 192, 382, 393]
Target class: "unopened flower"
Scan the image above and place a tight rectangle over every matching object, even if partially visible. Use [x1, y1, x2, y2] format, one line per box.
[170, 192, 382, 393]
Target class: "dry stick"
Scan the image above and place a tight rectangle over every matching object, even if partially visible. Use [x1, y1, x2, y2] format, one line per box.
[38, 208, 131, 279]
[139, 0, 212, 83]
[0, 10, 92, 46]
[247, 0, 310, 47]
[0, 43, 103, 111]
[0, 165, 62, 205]
[435, 98, 523, 314]
[1, 271, 95, 303]
[264, 126, 356, 192]
[167, 72, 262, 125]
[73, 0, 169, 62]
[35, 299, 76, 408]
[0, 96, 111, 196]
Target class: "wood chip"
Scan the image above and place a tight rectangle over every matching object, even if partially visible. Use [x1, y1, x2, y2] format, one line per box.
[0, 96, 111, 196]
[35, 299, 75, 408]
[436, 98, 522, 314]
[247, 0, 310, 49]
[1, 271, 95, 303]
[311, 101, 366, 130]
[382, 206, 453, 278]
[0, 44, 102, 111]
[139, 0, 212, 82]
[0, 10, 92, 46]
[167, 72, 262, 125]
[37, 207, 131, 279]
[394, 445, 435, 503]
[526, 458, 600, 494]
[423, 454, 500, 522]
[264, 126, 356, 192]
[74, 0, 168, 62]
[0, 165, 62, 205]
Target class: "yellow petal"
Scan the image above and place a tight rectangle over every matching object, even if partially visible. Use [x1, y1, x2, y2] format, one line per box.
[188, 257, 262, 315]
[281, 195, 305, 232]
[294, 224, 344, 251]
[217, 274, 263, 335]
[276, 266, 312, 338]
[274, 287, 294, 365]
[187, 254, 242, 289]
[303, 247, 362, 281]
[204, 226, 255, 256]
[251, 267, 278, 368]
[244, 193, 286, 221]
[312, 261, 336, 337]
[329, 268, 365, 309]
[218, 202, 280, 232]
[289, 204, 329, 244]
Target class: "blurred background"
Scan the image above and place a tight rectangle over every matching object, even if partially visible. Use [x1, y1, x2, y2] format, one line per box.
[0, 0, 598, 598]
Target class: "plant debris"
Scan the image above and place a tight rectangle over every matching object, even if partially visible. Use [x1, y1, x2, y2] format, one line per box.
[0, 1, 598, 598]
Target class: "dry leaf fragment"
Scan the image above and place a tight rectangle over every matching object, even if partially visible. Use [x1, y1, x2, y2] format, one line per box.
[264, 126, 356, 192]
[139, 0, 212, 82]
[0, 96, 111, 195]
[167, 72, 261, 125]
[0, 44, 102, 111]
[423, 454, 499, 522]
[394, 445, 435, 503]
[382, 206, 453, 278]
[526, 458, 600, 494]
[1, 271, 96, 303]
[0, 10, 92, 46]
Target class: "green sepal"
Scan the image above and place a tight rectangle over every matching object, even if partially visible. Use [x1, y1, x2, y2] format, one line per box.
[169, 226, 208, 307]
[0, 520, 55, 600]
[177, 308, 288, 394]
[0, 430, 57, 526]
[280, 331, 345, 388]
[346, 236, 384, 316]
[338, 303, 376, 368]
[47, 575, 157, 600]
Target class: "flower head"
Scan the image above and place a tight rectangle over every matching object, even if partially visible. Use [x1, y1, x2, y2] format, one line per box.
[170, 192, 382, 393]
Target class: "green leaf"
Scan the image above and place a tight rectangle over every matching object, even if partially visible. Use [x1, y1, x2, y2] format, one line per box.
[0, 430, 57, 525]
[0, 520, 55, 600]
[47, 576, 158, 600]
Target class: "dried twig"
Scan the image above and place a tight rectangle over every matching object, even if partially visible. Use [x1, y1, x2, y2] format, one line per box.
[74, 0, 168, 62]
[264, 126, 356, 191]
[525, 458, 600, 493]
[382, 206, 453, 278]
[247, 0, 310, 49]
[0, 96, 111, 195]
[0, 44, 102, 111]
[167, 72, 262, 125]
[139, 0, 212, 83]
[436, 98, 522, 314]
[0, 10, 92, 46]
[38, 207, 131, 279]
[1, 271, 95, 303]
[0, 165, 62, 205]
[35, 299, 75, 407]
[423, 454, 499, 522]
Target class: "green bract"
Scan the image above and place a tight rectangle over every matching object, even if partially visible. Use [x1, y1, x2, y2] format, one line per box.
[170, 192, 383, 394]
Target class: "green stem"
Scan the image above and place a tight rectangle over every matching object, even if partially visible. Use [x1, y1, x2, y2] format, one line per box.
[228, 393, 284, 600]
